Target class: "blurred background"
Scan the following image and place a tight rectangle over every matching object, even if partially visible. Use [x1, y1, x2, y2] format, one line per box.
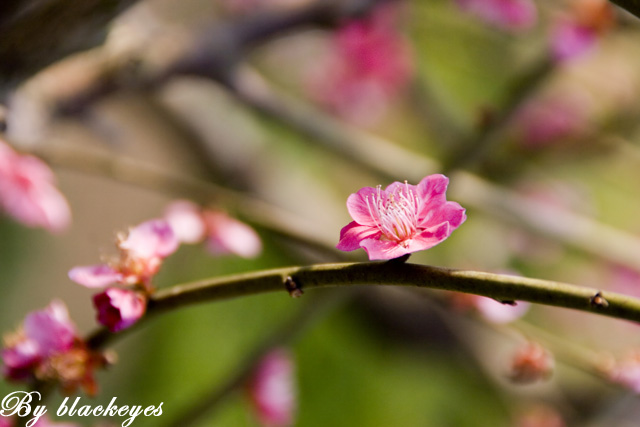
[2, 0, 640, 425]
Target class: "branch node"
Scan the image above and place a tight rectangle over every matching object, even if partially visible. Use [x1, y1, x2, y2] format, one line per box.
[590, 291, 609, 308]
[284, 276, 303, 298]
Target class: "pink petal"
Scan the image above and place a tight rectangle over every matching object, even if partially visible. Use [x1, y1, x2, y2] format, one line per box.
[550, 20, 597, 62]
[164, 200, 207, 244]
[419, 201, 467, 230]
[405, 222, 452, 252]
[0, 149, 71, 233]
[359, 238, 412, 260]
[93, 288, 146, 332]
[119, 219, 179, 259]
[68, 264, 123, 288]
[23, 300, 77, 355]
[346, 187, 383, 227]
[248, 349, 296, 427]
[2, 339, 40, 380]
[204, 212, 262, 258]
[336, 221, 380, 251]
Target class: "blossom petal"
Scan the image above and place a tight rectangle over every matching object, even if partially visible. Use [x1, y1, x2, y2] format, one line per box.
[93, 288, 147, 332]
[68, 264, 123, 288]
[346, 187, 383, 227]
[164, 200, 207, 244]
[248, 349, 296, 427]
[23, 300, 76, 355]
[204, 211, 262, 258]
[120, 219, 179, 259]
[359, 238, 412, 260]
[336, 221, 380, 251]
[419, 201, 467, 230]
[551, 20, 597, 62]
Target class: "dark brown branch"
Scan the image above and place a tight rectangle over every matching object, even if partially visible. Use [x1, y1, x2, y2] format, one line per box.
[0, 0, 141, 93]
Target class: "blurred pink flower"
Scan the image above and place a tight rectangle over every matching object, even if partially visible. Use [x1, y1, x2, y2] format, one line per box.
[515, 404, 566, 427]
[550, 0, 614, 62]
[514, 93, 589, 148]
[93, 288, 147, 333]
[308, 4, 413, 124]
[203, 211, 262, 258]
[455, 0, 537, 31]
[473, 296, 530, 323]
[450, 292, 529, 323]
[0, 140, 71, 232]
[337, 174, 466, 260]
[248, 349, 296, 427]
[69, 219, 178, 332]
[69, 219, 179, 290]
[164, 200, 207, 244]
[508, 342, 554, 383]
[606, 351, 640, 393]
[164, 200, 262, 258]
[2, 300, 76, 381]
[2, 301, 105, 395]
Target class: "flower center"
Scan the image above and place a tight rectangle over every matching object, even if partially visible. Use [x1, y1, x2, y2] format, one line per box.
[366, 182, 419, 244]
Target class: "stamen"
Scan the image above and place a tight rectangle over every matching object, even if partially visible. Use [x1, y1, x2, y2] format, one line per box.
[366, 183, 419, 243]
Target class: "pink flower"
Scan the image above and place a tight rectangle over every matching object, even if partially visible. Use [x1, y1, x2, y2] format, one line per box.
[247, 349, 296, 427]
[508, 342, 554, 383]
[69, 219, 179, 290]
[93, 288, 147, 333]
[514, 93, 589, 148]
[164, 200, 262, 258]
[337, 174, 466, 260]
[164, 200, 207, 244]
[0, 140, 71, 232]
[2, 300, 76, 381]
[455, 0, 537, 32]
[606, 351, 640, 393]
[69, 219, 178, 332]
[203, 211, 262, 258]
[550, 19, 597, 62]
[308, 4, 413, 124]
[550, 0, 614, 62]
[2, 301, 105, 395]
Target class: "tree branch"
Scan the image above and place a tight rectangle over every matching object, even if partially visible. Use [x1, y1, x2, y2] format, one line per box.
[86, 262, 640, 350]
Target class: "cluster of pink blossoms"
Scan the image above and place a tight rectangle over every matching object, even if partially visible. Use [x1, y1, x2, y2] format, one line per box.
[247, 349, 296, 427]
[69, 202, 261, 332]
[0, 140, 71, 233]
[337, 174, 466, 260]
[308, 4, 414, 125]
[69, 219, 178, 332]
[1, 300, 106, 396]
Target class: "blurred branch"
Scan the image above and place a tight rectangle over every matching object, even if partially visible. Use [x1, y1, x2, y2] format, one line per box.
[11, 0, 640, 272]
[0, 0, 141, 93]
[227, 69, 640, 273]
[85, 262, 640, 351]
[609, 0, 640, 20]
[441, 57, 554, 173]
[29, 142, 346, 259]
